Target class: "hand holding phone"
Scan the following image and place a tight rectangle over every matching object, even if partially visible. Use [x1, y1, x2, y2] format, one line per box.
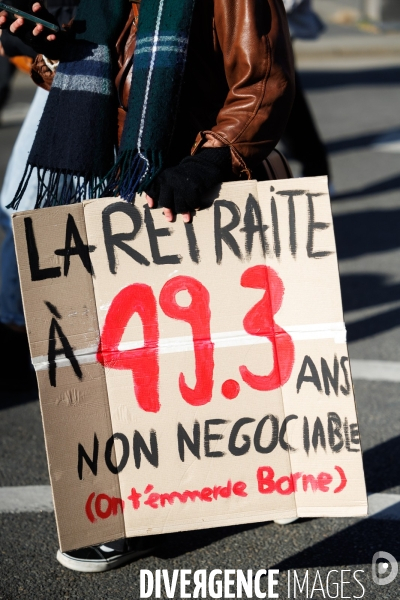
[0, 2, 59, 32]
[0, 2, 68, 58]
[0, 2, 58, 43]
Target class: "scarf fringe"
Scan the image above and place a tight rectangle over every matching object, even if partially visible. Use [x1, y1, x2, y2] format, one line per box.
[7, 164, 106, 210]
[8, 151, 163, 210]
[102, 149, 163, 202]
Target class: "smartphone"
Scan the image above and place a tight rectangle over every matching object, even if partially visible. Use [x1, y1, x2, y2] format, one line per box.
[0, 2, 59, 32]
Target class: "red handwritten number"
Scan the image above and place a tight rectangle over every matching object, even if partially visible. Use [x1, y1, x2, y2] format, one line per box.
[240, 265, 294, 391]
[160, 276, 214, 406]
[97, 284, 160, 412]
[97, 267, 292, 410]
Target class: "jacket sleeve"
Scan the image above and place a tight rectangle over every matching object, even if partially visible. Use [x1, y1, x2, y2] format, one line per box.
[193, 0, 295, 177]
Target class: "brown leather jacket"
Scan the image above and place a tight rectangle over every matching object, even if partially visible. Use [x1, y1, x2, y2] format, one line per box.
[33, 0, 295, 178]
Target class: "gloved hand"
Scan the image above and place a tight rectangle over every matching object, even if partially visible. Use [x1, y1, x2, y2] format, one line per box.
[145, 146, 232, 222]
[0, 29, 37, 58]
[0, 2, 67, 59]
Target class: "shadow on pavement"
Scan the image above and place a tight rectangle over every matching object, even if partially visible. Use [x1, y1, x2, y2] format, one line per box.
[333, 209, 400, 340]
[341, 274, 400, 313]
[0, 387, 38, 410]
[340, 273, 400, 341]
[326, 127, 400, 154]
[363, 436, 400, 495]
[333, 175, 400, 201]
[271, 518, 400, 570]
[334, 209, 400, 259]
[347, 307, 400, 342]
[300, 67, 400, 91]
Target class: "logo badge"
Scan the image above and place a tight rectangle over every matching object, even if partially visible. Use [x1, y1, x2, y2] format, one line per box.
[372, 551, 398, 586]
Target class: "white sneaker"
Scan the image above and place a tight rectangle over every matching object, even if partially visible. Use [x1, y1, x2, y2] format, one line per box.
[274, 517, 299, 525]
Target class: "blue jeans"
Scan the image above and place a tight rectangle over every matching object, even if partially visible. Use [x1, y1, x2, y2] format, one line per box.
[0, 87, 48, 326]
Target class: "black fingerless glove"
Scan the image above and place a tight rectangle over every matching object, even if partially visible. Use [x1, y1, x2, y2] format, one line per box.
[0, 29, 36, 58]
[145, 147, 232, 214]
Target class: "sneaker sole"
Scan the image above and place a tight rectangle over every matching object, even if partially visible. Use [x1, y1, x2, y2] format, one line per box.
[56, 547, 154, 573]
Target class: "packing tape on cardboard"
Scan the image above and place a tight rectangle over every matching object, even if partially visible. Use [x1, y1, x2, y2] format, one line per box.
[31, 321, 346, 372]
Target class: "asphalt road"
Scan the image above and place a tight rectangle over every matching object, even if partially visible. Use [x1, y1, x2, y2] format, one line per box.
[1, 59, 400, 599]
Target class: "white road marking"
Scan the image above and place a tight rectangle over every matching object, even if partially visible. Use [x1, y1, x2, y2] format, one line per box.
[0, 102, 31, 125]
[345, 300, 400, 324]
[0, 486, 53, 513]
[372, 130, 400, 153]
[373, 141, 400, 153]
[1, 486, 400, 520]
[368, 493, 400, 520]
[351, 360, 400, 383]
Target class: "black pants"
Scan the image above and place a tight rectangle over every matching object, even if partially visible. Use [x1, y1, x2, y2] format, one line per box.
[0, 56, 15, 114]
[282, 72, 330, 179]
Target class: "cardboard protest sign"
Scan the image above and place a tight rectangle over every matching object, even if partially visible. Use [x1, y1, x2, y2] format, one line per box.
[13, 176, 367, 552]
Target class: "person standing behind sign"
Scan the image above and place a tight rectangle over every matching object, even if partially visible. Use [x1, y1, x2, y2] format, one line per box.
[2, 0, 295, 217]
[0, 0, 295, 571]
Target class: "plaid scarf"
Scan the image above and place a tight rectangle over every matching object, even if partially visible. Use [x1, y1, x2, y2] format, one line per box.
[10, 0, 195, 209]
